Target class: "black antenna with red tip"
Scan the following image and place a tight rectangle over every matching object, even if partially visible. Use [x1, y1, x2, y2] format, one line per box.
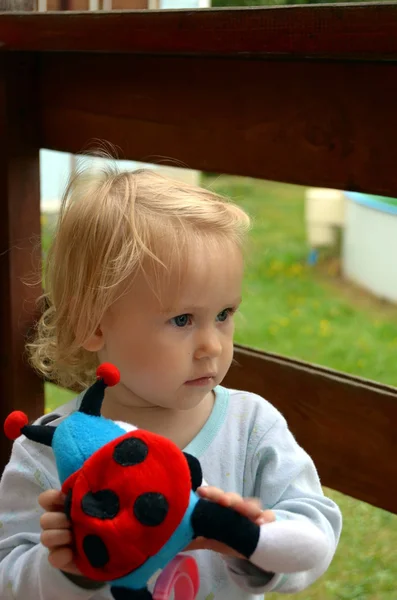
[3, 363, 120, 446]
[4, 411, 56, 446]
[4, 411, 29, 441]
[79, 363, 120, 417]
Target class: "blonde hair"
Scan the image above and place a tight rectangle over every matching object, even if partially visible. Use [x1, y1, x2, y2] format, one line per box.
[28, 163, 250, 390]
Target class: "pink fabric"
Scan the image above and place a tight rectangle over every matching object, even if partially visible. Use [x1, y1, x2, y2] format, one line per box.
[153, 556, 199, 600]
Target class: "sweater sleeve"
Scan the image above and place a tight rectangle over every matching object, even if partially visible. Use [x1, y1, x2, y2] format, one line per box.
[0, 438, 103, 600]
[225, 412, 342, 595]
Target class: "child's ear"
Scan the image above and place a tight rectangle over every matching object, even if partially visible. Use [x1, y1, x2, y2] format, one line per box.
[83, 326, 104, 352]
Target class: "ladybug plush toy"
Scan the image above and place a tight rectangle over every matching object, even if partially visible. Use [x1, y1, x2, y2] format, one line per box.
[4, 363, 328, 600]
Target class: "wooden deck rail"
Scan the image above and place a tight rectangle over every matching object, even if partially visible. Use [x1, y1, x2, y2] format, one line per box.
[0, 5, 396, 513]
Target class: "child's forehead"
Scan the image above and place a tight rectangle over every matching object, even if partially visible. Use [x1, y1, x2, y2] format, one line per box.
[155, 242, 243, 312]
[113, 239, 243, 317]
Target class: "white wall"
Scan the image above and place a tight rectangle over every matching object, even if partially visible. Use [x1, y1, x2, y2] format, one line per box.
[342, 196, 397, 303]
[40, 150, 144, 213]
[40, 150, 200, 213]
[160, 0, 210, 7]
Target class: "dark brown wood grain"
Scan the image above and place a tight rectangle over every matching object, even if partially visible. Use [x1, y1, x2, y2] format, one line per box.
[40, 52, 397, 197]
[0, 53, 44, 473]
[1, 4, 397, 59]
[225, 345, 397, 514]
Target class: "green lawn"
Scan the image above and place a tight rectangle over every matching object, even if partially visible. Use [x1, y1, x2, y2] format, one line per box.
[205, 176, 397, 386]
[367, 194, 397, 209]
[43, 175, 397, 600]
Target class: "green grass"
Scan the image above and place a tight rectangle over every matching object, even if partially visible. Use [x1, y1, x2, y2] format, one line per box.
[369, 194, 397, 209]
[42, 175, 397, 599]
[45, 383, 75, 413]
[204, 176, 397, 386]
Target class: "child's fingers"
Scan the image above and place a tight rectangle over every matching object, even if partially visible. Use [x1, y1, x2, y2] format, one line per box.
[38, 490, 81, 577]
[256, 509, 276, 525]
[244, 497, 262, 510]
[38, 489, 66, 512]
[40, 511, 70, 531]
[41, 528, 73, 549]
[197, 486, 226, 503]
[215, 491, 244, 508]
[48, 547, 81, 575]
[196, 486, 275, 526]
[198, 487, 265, 520]
[48, 546, 73, 568]
[198, 487, 243, 507]
[232, 498, 263, 521]
[198, 486, 261, 513]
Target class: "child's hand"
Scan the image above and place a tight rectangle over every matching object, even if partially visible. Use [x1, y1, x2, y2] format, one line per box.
[39, 489, 82, 576]
[185, 486, 275, 557]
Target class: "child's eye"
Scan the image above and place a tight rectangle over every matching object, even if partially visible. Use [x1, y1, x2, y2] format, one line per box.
[170, 314, 192, 328]
[216, 308, 235, 322]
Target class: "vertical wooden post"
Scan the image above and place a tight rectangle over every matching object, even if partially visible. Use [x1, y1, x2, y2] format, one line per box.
[0, 54, 44, 473]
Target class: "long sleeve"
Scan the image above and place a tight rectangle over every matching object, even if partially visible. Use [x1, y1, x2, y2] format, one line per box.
[0, 437, 103, 600]
[224, 412, 342, 595]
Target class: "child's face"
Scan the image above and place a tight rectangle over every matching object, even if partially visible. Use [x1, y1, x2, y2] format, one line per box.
[93, 241, 243, 411]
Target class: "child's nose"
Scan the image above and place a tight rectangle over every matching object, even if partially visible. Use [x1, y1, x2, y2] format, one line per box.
[194, 330, 222, 359]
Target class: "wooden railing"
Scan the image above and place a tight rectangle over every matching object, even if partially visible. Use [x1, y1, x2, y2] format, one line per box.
[0, 5, 396, 513]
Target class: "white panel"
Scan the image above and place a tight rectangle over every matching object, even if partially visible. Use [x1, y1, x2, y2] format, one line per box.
[342, 199, 397, 303]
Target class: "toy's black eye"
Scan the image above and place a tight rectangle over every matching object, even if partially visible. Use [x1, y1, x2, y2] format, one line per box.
[83, 534, 109, 568]
[81, 489, 120, 520]
[134, 492, 169, 526]
[113, 437, 148, 467]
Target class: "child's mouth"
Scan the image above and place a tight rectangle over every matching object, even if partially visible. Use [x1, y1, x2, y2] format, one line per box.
[185, 375, 215, 386]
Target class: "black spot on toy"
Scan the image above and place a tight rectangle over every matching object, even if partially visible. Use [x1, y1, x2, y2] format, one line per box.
[133, 492, 169, 526]
[113, 437, 148, 467]
[83, 534, 109, 568]
[82, 489, 120, 520]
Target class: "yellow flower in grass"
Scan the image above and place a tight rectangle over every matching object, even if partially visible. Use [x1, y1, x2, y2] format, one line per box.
[288, 263, 303, 277]
[320, 319, 331, 337]
[277, 317, 290, 327]
[269, 260, 284, 273]
[357, 338, 369, 351]
[268, 325, 279, 336]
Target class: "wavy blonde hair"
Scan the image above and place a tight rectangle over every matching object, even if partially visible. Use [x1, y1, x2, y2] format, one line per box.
[28, 163, 250, 390]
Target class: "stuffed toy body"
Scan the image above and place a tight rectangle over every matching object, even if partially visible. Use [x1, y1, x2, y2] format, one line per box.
[4, 363, 329, 600]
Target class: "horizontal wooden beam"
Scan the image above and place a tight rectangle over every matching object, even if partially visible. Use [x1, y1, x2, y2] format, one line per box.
[40, 52, 397, 197]
[225, 345, 397, 514]
[2, 5, 397, 59]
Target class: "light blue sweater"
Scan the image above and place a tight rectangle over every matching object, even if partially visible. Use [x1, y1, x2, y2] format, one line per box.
[0, 386, 342, 600]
